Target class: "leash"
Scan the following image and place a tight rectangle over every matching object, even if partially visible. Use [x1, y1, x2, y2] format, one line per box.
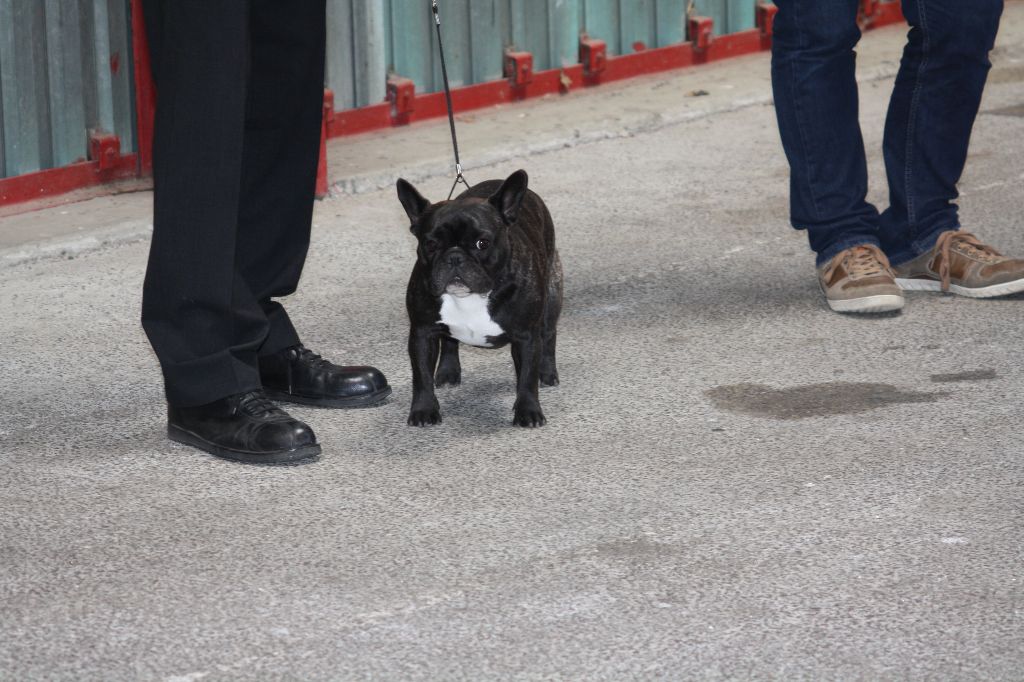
[431, 0, 471, 199]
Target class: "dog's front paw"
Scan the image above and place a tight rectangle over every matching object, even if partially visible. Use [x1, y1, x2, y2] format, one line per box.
[539, 370, 559, 387]
[434, 367, 462, 387]
[513, 403, 546, 428]
[408, 401, 442, 427]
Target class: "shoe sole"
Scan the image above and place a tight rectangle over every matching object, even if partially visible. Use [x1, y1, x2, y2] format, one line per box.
[895, 276, 1024, 298]
[168, 424, 321, 464]
[826, 294, 905, 313]
[264, 385, 392, 409]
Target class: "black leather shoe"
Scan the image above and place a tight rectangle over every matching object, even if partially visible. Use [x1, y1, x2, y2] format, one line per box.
[168, 390, 321, 464]
[259, 344, 391, 408]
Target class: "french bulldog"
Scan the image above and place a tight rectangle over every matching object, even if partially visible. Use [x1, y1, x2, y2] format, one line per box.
[396, 169, 563, 427]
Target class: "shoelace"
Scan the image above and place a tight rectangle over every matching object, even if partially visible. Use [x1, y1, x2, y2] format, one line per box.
[823, 244, 894, 282]
[293, 345, 332, 370]
[237, 390, 281, 418]
[934, 231, 1002, 292]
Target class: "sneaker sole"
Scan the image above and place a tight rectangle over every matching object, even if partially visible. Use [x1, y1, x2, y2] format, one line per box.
[168, 424, 321, 464]
[895, 277, 1024, 298]
[827, 294, 905, 313]
[264, 385, 392, 409]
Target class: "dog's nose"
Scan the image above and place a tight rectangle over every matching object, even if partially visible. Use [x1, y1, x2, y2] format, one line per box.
[447, 252, 464, 268]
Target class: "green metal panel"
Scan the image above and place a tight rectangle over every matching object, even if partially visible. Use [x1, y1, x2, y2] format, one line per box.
[692, 0, 728, 37]
[510, 0, 551, 69]
[619, 0, 656, 52]
[389, 1, 436, 94]
[655, 0, 687, 46]
[97, 0, 135, 154]
[44, 0, 86, 168]
[726, 0, 756, 32]
[548, 0, 580, 69]
[0, 0, 52, 176]
[326, 0, 356, 108]
[0, 0, 135, 180]
[469, 0, 507, 84]
[353, 0, 388, 105]
[429, 0, 471, 88]
[582, 0, 621, 55]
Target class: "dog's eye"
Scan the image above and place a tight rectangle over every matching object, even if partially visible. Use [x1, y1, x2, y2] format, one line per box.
[424, 239, 440, 253]
[475, 239, 490, 251]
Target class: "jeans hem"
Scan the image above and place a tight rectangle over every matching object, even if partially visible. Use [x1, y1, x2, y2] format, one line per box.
[815, 236, 883, 268]
[885, 224, 960, 266]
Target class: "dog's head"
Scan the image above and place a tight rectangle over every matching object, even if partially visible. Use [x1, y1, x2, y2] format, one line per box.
[396, 170, 529, 298]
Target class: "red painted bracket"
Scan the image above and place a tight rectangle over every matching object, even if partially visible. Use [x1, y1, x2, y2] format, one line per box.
[689, 17, 714, 51]
[322, 88, 336, 137]
[580, 37, 607, 78]
[504, 50, 534, 87]
[756, 3, 778, 37]
[88, 130, 122, 171]
[316, 89, 334, 199]
[129, 0, 155, 174]
[387, 75, 415, 124]
[860, 0, 904, 27]
[874, 1, 905, 26]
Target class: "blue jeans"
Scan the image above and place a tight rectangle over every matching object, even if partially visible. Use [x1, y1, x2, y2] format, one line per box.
[771, 0, 1003, 266]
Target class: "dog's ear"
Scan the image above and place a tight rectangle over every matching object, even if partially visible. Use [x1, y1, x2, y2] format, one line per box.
[396, 178, 430, 229]
[488, 169, 528, 225]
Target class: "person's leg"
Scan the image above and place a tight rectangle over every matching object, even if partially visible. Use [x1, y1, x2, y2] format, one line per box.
[142, 0, 320, 462]
[771, 0, 881, 266]
[236, 0, 391, 408]
[880, 0, 1003, 264]
[886, 0, 1023, 299]
[140, 0, 269, 408]
[235, 0, 327, 357]
[771, 0, 903, 313]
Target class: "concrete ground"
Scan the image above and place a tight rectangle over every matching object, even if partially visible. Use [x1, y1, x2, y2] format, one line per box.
[2, 8, 1024, 681]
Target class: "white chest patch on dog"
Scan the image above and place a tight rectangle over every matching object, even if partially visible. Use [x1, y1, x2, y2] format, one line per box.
[439, 293, 504, 347]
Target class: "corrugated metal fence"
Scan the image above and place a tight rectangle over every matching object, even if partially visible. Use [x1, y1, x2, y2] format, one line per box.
[0, 0, 136, 180]
[326, 0, 759, 111]
[0, 1, 910, 187]
[0, 0, 763, 181]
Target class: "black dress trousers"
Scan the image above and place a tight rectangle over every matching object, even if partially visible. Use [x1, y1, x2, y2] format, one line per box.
[140, 0, 327, 407]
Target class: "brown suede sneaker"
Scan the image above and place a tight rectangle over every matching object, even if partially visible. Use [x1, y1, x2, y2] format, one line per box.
[894, 231, 1024, 298]
[817, 244, 905, 313]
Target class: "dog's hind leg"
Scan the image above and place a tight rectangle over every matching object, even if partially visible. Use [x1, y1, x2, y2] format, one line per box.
[435, 336, 462, 386]
[539, 332, 558, 387]
[539, 251, 563, 387]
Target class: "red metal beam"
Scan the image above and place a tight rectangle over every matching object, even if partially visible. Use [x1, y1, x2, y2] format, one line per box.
[0, 155, 139, 206]
[865, 1, 905, 27]
[130, 0, 156, 174]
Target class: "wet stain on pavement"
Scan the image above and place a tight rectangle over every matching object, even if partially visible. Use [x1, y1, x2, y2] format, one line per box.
[930, 369, 998, 383]
[705, 381, 944, 420]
